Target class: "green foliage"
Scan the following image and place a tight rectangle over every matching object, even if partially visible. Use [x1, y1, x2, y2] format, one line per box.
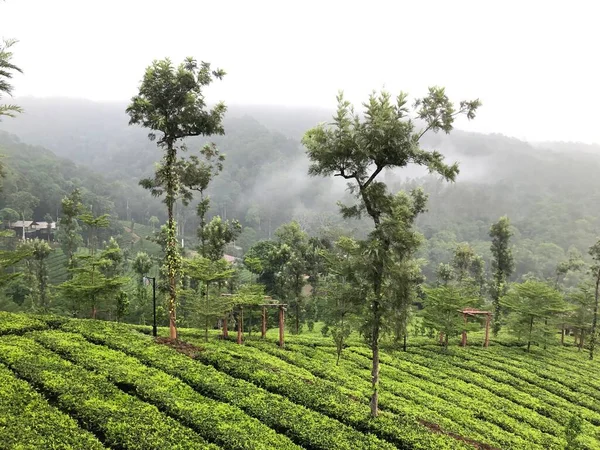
[588, 239, 600, 360]
[421, 286, 479, 349]
[65, 319, 397, 450]
[567, 285, 595, 350]
[0, 363, 103, 449]
[201, 215, 241, 261]
[501, 280, 568, 351]
[0, 311, 46, 335]
[34, 329, 299, 450]
[0, 38, 23, 120]
[127, 57, 226, 338]
[0, 334, 215, 449]
[19, 238, 53, 312]
[490, 216, 515, 335]
[564, 415, 584, 449]
[56, 189, 84, 269]
[303, 88, 479, 415]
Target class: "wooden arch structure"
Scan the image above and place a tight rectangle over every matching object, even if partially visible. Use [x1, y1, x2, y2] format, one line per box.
[221, 294, 288, 348]
[460, 308, 491, 348]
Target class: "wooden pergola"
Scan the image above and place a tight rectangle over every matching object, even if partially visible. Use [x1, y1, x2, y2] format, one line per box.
[460, 308, 492, 348]
[221, 294, 288, 348]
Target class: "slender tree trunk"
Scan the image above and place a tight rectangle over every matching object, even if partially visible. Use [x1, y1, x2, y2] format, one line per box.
[403, 332, 407, 352]
[165, 143, 178, 340]
[590, 273, 600, 360]
[527, 315, 534, 352]
[295, 300, 299, 335]
[492, 275, 502, 336]
[370, 299, 380, 417]
[579, 330, 584, 351]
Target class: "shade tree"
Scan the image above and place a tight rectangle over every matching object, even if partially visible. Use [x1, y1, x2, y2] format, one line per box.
[303, 88, 480, 415]
[127, 57, 226, 339]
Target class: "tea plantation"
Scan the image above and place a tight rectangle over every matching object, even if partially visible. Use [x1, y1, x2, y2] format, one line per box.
[1, 311, 599, 449]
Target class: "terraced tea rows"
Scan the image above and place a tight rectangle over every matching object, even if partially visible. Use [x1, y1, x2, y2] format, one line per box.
[1, 312, 600, 449]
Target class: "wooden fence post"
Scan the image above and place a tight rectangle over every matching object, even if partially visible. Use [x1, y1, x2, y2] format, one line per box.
[484, 313, 490, 348]
[223, 317, 228, 339]
[237, 307, 243, 345]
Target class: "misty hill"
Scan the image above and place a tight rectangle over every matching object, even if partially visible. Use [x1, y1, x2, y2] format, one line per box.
[1, 97, 600, 283]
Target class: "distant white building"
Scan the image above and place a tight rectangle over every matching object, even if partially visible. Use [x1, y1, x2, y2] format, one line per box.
[10, 220, 56, 240]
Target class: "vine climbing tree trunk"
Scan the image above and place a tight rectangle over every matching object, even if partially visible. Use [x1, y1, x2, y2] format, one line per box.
[589, 271, 600, 360]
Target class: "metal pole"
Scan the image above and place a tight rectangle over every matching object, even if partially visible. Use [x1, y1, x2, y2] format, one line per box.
[152, 277, 157, 337]
[461, 313, 467, 347]
[484, 313, 490, 348]
[279, 305, 284, 348]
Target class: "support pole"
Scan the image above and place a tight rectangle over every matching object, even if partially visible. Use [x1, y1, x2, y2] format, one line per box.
[279, 305, 285, 348]
[223, 317, 229, 339]
[261, 306, 267, 339]
[484, 313, 490, 348]
[461, 313, 467, 347]
[152, 277, 157, 338]
[237, 308, 243, 345]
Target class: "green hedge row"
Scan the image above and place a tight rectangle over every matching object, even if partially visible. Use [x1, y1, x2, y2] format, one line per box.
[33, 330, 300, 450]
[342, 345, 563, 436]
[0, 312, 47, 335]
[408, 346, 600, 448]
[182, 337, 472, 450]
[246, 340, 561, 448]
[0, 335, 217, 450]
[61, 320, 400, 450]
[204, 339, 548, 449]
[472, 346, 600, 405]
[413, 345, 600, 422]
[0, 362, 105, 450]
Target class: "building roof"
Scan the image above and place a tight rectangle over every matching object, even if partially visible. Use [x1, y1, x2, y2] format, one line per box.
[223, 254, 238, 263]
[32, 221, 56, 229]
[11, 220, 33, 228]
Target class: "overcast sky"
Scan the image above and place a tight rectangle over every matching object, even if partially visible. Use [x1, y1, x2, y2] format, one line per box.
[1, 0, 599, 143]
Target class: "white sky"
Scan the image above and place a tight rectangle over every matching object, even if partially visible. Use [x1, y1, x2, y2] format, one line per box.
[1, 0, 599, 143]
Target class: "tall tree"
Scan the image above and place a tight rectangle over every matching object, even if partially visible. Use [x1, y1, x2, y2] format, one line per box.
[56, 189, 84, 269]
[132, 251, 154, 324]
[303, 88, 480, 416]
[489, 216, 514, 336]
[8, 191, 39, 239]
[127, 57, 226, 339]
[276, 222, 309, 334]
[18, 239, 52, 312]
[568, 285, 594, 351]
[588, 240, 600, 359]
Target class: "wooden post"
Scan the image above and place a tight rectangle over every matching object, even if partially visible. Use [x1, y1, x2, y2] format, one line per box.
[461, 313, 467, 347]
[484, 313, 490, 348]
[223, 317, 229, 339]
[439, 331, 444, 345]
[237, 308, 243, 345]
[261, 306, 267, 339]
[279, 305, 285, 348]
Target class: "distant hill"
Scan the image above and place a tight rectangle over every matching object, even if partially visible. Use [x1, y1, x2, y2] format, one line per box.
[2, 97, 600, 282]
